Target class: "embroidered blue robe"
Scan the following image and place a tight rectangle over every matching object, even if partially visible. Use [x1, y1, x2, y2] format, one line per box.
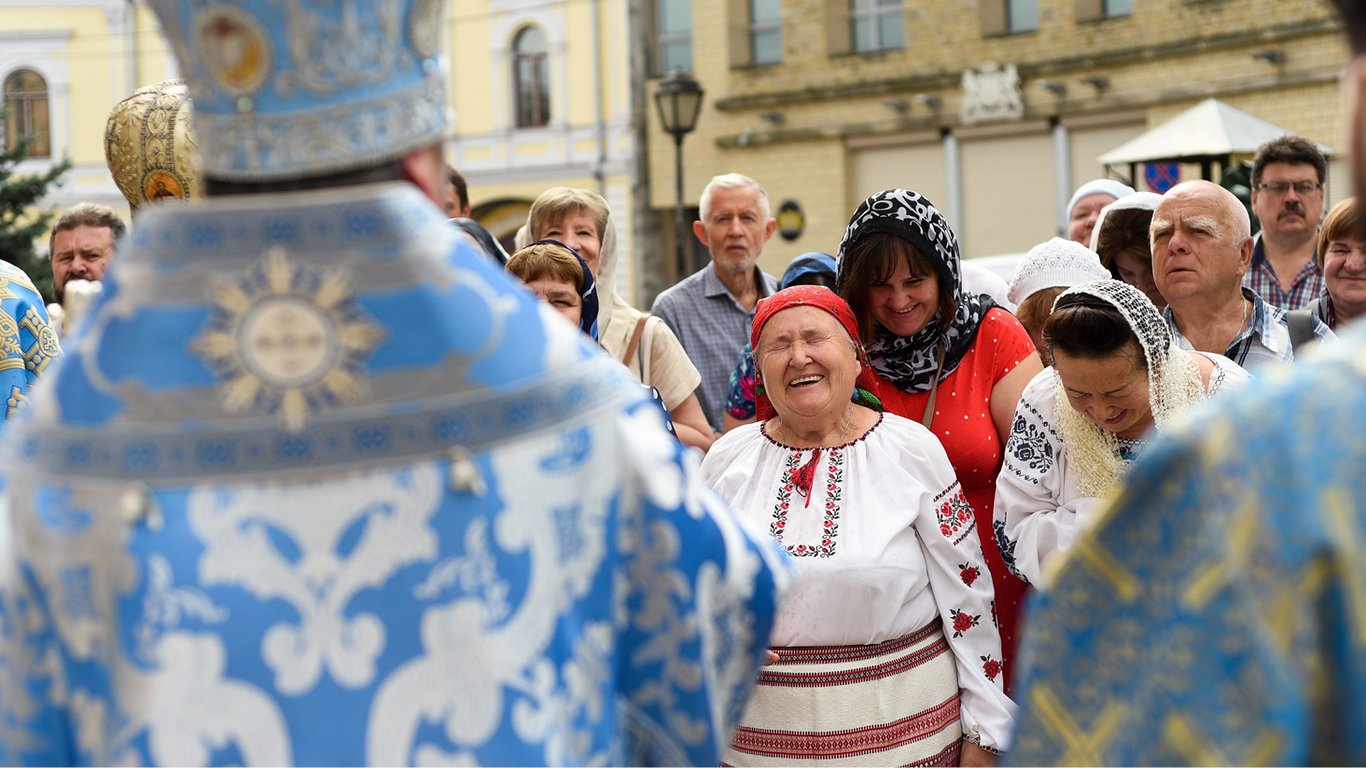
[0, 185, 787, 766]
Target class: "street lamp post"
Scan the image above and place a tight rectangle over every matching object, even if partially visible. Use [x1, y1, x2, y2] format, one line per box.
[653, 69, 704, 275]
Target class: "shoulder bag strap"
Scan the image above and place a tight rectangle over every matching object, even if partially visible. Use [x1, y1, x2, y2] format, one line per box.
[920, 344, 947, 429]
[622, 315, 650, 369]
[1285, 307, 1315, 352]
[640, 315, 657, 384]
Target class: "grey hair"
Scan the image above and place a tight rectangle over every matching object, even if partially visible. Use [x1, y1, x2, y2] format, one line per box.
[698, 173, 770, 222]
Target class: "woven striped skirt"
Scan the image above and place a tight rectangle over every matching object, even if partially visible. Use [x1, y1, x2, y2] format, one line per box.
[723, 620, 962, 767]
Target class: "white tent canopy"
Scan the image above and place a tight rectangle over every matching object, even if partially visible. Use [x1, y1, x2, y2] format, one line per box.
[1098, 98, 1333, 168]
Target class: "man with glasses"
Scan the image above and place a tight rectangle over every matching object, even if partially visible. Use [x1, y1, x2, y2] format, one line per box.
[1246, 135, 1328, 309]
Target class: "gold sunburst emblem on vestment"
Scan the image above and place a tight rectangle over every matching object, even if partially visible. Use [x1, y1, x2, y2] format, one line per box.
[193, 246, 386, 432]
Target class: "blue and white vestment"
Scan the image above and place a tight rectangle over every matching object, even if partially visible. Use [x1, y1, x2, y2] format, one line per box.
[0, 184, 787, 765]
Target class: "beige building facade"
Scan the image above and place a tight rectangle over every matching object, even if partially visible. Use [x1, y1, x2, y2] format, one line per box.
[645, 0, 1348, 285]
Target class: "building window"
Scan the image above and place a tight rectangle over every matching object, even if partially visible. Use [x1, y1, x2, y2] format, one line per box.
[1077, 0, 1131, 20]
[655, 0, 693, 75]
[851, 0, 903, 53]
[749, 0, 782, 65]
[1006, 0, 1038, 31]
[3, 68, 50, 158]
[983, 0, 1037, 35]
[512, 26, 550, 128]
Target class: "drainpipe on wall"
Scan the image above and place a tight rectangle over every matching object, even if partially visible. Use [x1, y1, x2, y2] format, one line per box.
[591, 0, 607, 194]
[1053, 117, 1071, 237]
[942, 128, 963, 249]
[627, 0, 663, 306]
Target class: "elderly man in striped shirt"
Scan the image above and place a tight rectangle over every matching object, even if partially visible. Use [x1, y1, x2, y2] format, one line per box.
[1152, 179, 1334, 373]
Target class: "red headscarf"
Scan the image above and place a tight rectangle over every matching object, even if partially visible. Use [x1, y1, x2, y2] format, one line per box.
[750, 285, 882, 421]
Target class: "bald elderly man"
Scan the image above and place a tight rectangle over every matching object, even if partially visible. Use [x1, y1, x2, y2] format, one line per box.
[1151, 180, 1333, 373]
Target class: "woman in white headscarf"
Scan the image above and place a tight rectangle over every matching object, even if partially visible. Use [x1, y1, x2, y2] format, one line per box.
[1065, 179, 1135, 245]
[1091, 191, 1165, 309]
[994, 280, 1250, 587]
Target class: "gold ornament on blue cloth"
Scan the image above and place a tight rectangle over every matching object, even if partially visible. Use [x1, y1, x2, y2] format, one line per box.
[104, 79, 199, 213]
[147, 0, 450, 181]
[192, 246, 386, 432]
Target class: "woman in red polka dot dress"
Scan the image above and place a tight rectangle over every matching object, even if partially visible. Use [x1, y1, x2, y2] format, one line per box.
[837, 189, 1042, 693]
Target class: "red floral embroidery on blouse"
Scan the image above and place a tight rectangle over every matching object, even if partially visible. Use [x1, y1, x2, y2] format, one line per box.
[934, 487, 975, 541]
[981, 655, 1002, 681]
[950, 608, 980, 638]
[958, 563, 980, 587]
[769, 448, 844, 557]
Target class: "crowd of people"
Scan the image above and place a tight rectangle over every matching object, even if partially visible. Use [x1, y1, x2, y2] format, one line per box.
[1, 0, 1365, 764]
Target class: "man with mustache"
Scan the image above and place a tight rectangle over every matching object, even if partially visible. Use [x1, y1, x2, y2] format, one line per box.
[1245, 134, 1328, 309]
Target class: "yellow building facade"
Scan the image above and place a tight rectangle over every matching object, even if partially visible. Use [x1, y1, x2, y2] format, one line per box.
[645, 0, 1349, 281]
[447, 0, 653, 304]
[1, 1, 655, 298]
[0, 0, 175, 216]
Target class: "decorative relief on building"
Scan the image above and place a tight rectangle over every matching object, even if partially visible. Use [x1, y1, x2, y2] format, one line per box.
[960, 62, 1023, 125]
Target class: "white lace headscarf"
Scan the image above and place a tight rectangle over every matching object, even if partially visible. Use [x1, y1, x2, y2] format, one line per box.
[1049, 279, 1205, 497]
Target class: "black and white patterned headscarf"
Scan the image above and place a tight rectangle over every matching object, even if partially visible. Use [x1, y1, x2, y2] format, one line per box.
[836, 189, 996, 393]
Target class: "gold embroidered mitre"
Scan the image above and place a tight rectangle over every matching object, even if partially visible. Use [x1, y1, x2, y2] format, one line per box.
[104, 79, 199, 213]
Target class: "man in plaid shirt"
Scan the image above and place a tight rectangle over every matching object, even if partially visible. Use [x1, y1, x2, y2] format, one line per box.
[1243, 135, 1327, 310]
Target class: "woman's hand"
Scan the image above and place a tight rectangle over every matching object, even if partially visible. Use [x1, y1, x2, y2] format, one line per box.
[960, 740, 996, 768]
[763, 650, 780, 665]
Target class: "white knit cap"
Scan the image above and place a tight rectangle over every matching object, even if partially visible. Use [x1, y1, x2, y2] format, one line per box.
[1007, 237, 1112, 306]
[1066, 178, 1137, 220]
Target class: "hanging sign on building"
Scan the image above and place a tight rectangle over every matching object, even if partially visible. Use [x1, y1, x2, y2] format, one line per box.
[777, 200, 805, 241]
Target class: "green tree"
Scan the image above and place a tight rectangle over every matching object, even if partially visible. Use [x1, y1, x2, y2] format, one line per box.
[0, 107, 71, 303]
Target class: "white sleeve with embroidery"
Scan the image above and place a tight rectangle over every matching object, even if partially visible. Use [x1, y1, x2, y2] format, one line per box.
[994, 371, 1102, 587]
[905, 430, 1017, 753]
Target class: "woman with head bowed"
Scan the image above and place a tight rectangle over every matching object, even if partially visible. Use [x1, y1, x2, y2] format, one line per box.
[1007, 237, 1113, 366]
[836, 189, 1042, 692]
[701, 286, 1015, 767]
[995, 280, 1250, 586]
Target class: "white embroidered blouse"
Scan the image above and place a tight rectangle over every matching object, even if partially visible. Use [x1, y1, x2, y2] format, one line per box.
[994, 353, 1251, 587]
[700, 411, 1016, 751]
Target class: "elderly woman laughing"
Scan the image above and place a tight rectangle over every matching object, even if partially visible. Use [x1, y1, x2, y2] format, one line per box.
[701, 286, 1014, 767]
